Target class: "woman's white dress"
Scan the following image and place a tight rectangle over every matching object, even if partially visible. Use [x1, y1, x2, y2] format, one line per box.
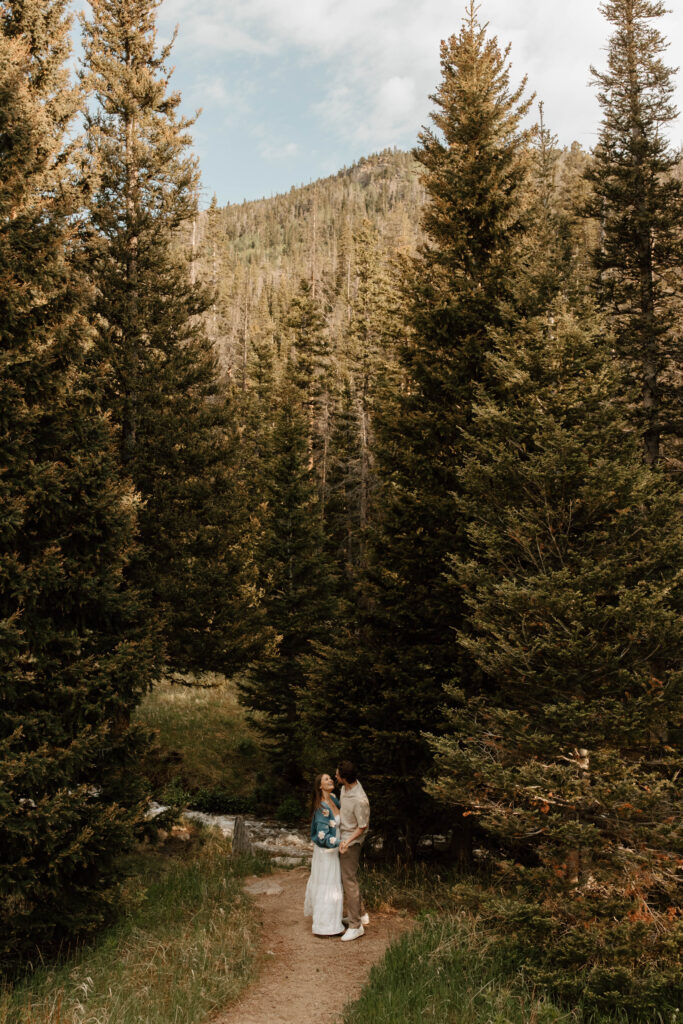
[304, 816, 344, 935]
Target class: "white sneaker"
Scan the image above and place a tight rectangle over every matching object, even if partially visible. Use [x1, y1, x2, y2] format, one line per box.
[343, 913, 369, 926]
[341, 925, 365, 942]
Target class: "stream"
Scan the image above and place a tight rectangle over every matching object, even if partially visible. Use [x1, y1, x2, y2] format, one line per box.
[148, 802, 313, 865]
[148, 802, 456, 863]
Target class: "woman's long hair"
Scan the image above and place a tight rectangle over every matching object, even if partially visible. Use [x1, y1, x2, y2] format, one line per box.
[311, 774, 324, 815]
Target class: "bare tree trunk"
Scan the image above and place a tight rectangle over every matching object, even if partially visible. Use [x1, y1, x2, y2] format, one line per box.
[242, 266, 251, 392]
[626, 11, 660, 466]
[359, 397, 369, 566]
[122, 74, 139, 467]
[311, 185, 318, 299]
[190, 216, 197, 285]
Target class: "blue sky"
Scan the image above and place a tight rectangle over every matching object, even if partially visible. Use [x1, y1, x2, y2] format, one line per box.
[77, 0, 683, 207]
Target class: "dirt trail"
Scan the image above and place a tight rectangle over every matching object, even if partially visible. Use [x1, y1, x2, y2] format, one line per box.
[213, 866, 411, 1024]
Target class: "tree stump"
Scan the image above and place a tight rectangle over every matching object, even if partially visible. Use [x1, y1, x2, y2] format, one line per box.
[231, 815, 253, 857]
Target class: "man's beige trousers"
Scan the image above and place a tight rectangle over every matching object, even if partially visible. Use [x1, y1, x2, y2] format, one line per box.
[340, 843, 365, 928]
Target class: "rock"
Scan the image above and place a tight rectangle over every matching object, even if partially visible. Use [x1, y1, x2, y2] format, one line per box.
[231, 815, 254, 857]
[253, 840, 313, 861]
[272, 856, 307, 867]
[170, 826, 191, 841]
[244, 879, 284, 896]
[184, 810, 236, 836]
[146, 801, 169, 819]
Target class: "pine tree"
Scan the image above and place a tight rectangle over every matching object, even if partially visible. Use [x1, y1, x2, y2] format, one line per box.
[81, 0, 260, 675]
[325, 380, 362, 586]
[555, 142, 602, 304]
[522, 105, 592, 314]
[429, 304, 682, 1015]
[346, 220, 393, 554]
[238, 365, 337, 791]
[587, 0, 683, 468]
[339, 4, 534, 850]
[0, 1, 155, 964]
[284, 277, 331, 506]
[324, 221, 393, 585]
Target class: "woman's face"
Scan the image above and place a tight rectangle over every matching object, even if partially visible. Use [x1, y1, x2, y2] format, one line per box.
[320, 773, 335, 792]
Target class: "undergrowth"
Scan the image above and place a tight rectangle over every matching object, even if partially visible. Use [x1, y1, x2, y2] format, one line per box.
[348, 861, 681, 1024]
[134, 673, 268, 810]
[0, 831, 266, 1024]
[344, 914, 583, 1024]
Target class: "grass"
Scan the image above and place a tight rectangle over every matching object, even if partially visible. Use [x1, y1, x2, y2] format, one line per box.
[134, 673, 268, 807]
[0, 831, 268, 1024]
[342, 863, 647, 1024]
[343, 914, 581, 1024]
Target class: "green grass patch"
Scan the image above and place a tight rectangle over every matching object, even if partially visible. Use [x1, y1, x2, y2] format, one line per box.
[0, 832, 264, 1024]
[135, 674, 268, 808]
[343, 914, 582, 1024]
[346, 863, 663, 1024]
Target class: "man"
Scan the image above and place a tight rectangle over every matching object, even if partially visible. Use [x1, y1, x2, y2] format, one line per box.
[336, 759, 370, 942]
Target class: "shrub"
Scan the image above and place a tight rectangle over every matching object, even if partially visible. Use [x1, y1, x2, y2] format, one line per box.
[189, 788, 256, 816]
[275, 796, 305, 823]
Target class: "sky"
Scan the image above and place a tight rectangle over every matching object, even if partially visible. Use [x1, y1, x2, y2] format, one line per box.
[77, 0, 683, 207]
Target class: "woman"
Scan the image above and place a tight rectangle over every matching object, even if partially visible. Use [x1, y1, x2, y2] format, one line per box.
[303, 772, 344, 936]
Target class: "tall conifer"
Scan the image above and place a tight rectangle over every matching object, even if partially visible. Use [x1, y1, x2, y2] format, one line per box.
[325, 381, 362, 584]
[80, 0, 259, 674]
[324, 222, 392, 585]
[429, 305, 682, 1014]
[587, 0, 683, 467]
[522, 107, 594, 313]
[285, 277, 331, 506]
[337, 4, 534, 849]
[238, 366, 337, 790]
[0, 0, 155, 963]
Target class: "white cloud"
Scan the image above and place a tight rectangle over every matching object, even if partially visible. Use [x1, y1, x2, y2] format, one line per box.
[161, 0, 682, 152]
[258, 139, 299, 162]
[377, 76, 418, 129]
[187, 19, 272, 55]
[199, 76, 231, 105]
[157, 0, 683, 176]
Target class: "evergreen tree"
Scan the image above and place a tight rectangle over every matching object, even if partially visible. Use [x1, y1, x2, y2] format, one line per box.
[522, 106, 592, 313]
[346, 220, 393, 554]
[333, 4, 534, 850]
[555, 141, 602, 304]
[325, 380, 363, 587]
[587, 0, 683, 468]
[0, 1, 155, 964]
[324, 221, 393, 586]
[81, 0, 260, 674]
[430, 305, 682, 1015]
[284, 277, 331, 505]
[238, 365, 337, 790]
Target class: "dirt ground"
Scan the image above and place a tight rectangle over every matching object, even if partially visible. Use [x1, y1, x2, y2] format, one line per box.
[212, 866, 411, 1024]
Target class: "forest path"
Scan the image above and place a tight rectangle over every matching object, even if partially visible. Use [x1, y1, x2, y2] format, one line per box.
[212, 866, 412, 1024]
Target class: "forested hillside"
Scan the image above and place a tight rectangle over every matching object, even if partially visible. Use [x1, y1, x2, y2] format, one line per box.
[189, 149, 424, 376]
[190, 143, 597, 382]
[2, 0, 681, 1020]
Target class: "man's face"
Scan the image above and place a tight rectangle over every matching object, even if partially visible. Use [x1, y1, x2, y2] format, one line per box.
[335, 767, 343, 785]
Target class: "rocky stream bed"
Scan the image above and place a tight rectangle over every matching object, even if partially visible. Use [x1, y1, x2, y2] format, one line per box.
[148, 802, 313, 865]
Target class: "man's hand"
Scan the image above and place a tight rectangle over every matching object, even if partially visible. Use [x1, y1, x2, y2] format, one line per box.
[339, 840, 349, 854]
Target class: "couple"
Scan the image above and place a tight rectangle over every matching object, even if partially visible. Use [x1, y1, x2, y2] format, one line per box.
[304, 760, 370, 942]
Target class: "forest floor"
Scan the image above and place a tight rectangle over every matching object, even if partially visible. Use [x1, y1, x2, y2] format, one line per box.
[212, 866, 413, 1024]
